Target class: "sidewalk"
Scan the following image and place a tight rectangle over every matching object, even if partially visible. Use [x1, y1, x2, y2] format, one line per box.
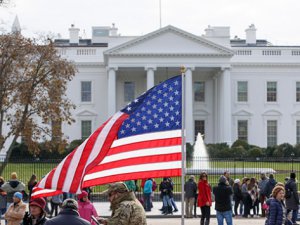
[146, 218, 266, 225]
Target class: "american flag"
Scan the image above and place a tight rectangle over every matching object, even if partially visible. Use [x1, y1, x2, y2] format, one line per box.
[31, 75, 182, 198]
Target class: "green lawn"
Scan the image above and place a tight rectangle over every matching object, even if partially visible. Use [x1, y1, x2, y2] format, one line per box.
[0, 159, 298, 193]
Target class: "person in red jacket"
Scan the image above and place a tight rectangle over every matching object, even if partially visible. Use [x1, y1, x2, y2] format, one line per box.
[197, 172, 212, 225]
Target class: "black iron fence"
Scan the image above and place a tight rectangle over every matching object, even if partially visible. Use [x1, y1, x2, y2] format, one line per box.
[0, 157, 299, 201]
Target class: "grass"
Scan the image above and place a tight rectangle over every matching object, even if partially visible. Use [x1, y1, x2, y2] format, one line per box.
[0, 159, 298, 193]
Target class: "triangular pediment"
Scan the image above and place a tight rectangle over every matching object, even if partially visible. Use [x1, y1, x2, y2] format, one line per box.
[105, 25, 234, 57]
[76, 110, 98, 117]
[233, 110, 253, 117]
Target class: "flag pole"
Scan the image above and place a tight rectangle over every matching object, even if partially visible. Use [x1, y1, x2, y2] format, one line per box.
[180, 66, 186, 225]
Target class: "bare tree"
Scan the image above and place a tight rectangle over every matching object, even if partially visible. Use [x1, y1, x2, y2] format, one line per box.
[0, 33, 76, 158]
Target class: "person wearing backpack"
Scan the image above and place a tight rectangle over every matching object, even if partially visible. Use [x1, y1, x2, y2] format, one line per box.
[285, 172, 299, 225]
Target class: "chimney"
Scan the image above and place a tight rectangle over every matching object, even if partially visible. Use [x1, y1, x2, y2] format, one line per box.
[110, 23, 118, 36]
[245, 24, 256, 45]
[69, 24, 80, 44]
[204, 25, 214, 37]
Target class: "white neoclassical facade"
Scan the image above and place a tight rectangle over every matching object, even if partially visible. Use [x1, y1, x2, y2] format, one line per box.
[54, 24, 300, 147]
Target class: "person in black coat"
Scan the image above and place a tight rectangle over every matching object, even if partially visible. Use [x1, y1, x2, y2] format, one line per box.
[233, 179, 242, 216]
[44, 199, 91, 225]
[213, 176, 233, 225]
[264, 174, 277, 198]
[285, 172, 300, 224]
[267, 186, 285, 225]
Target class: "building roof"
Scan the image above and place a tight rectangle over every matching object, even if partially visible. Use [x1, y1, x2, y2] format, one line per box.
[54, 39, 108, 47]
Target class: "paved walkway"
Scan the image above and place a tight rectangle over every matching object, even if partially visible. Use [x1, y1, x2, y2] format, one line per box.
[146, 218, 266, 225]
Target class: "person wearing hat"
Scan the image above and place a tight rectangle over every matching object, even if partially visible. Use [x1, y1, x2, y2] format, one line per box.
[44, 198, 91, 225]
[97, 182, 146, 225]
[1, 172, 25, 208]
[4, 192, 26, 225]
[22, 198, 48, 225]
[77, 191, 99, 225]
[213, 176, 233, 225]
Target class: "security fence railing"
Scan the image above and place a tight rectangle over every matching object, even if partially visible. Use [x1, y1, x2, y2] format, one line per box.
[0, 157, 299, 202]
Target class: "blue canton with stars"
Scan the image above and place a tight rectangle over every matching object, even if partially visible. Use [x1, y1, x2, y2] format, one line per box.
[118, 75, 182, 139]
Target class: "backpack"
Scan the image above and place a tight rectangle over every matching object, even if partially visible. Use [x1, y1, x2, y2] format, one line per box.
[285, 182, 292, 199]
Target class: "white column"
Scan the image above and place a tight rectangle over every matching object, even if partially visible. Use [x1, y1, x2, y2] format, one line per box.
[220, 67, 232, 145]
[185, 67, 195, 144]
[107, 67, 117, 117]
[145, 67, 156, 90]
[213, 74, 220, 143]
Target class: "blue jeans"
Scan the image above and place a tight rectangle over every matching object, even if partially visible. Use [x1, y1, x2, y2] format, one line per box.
[216, 210, 233, 225]
[162, 195, 172, 207]
[143, 193, 151, 211]
[287, 209, 298, 224]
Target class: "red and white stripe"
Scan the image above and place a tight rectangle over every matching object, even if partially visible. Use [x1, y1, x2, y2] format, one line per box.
[31, 111, 128, 199]
[82, 129, 182, 187]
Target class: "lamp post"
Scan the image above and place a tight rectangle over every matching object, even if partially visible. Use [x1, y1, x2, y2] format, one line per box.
[291, 153, 295, 172]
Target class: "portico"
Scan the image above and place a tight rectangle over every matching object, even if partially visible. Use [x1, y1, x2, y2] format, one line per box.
[104, 26, 234, 144]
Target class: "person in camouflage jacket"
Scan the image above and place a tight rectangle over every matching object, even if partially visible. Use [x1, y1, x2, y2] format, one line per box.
[98, 182, 147, 225]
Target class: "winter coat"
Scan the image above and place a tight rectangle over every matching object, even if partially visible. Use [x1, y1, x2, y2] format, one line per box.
[184, 179, 197, 199]
[248, 184, 259, 206]
[197, 180, 212, 207]
[22, 213, 48, 225]
[143, 179, 153, 194]
[124, 180, 136, 192]
[106, 191, 146, 225]
[159, 181, 173, 197]
[78, 200, 98, 225]
[258, 178, 269, 196]
[264, 178, 277, 198]
[213, 183, 233, 212]
[1, 179, 25, 203]
[51, 194, 63, 204]
[285, 178, 299, 210]
[267, 198, 283, 225]
[4, 201, 26, 225]
[44, 208, 91, 225]
[233, 183, 242, 202]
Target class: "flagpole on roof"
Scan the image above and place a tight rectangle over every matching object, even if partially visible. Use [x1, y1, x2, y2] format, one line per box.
[180, 66, 186, 225]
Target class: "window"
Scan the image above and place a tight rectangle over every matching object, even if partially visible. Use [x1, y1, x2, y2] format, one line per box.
[297, 121, 300, 144]
[194, 82, 205, 102]
[124, 82, 135, 102]
[195, 120, 205, 139]
[296, 82, 300, 102]
[81, 120, 92, 140]
[81, 81, 92, 102]
[237, 120, 248, 141]
[237, 81, 248, 102]
[267, 82, 277, 102]
[267, 120, 277, 147]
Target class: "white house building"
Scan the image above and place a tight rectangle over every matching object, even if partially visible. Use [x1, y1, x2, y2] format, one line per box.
[54, 24, 300, 147]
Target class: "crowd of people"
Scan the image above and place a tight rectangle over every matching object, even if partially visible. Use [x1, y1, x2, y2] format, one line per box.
[184, 171, 300, 225]
[0, 171, 299, 225]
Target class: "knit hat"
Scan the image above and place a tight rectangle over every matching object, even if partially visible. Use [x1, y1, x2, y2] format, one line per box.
[219, 175, 227, 184]
[30, 198, 46, 210]
[77, 191, 88, 200]
[189, 175, 195, 180]
[62, 198, 78, 210]
[13, 192, 22, 200]
[234, 179, 240, 184]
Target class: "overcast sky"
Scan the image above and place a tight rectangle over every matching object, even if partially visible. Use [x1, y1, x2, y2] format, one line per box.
[1, 0, 300, 45]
